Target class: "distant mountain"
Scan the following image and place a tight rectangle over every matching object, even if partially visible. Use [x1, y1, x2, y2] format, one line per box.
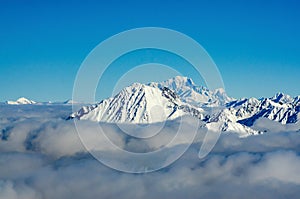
[3, 98, 85, 105]
[62, 99, 81, 105]
[6, 97, 36, 105]
[148, 76, 234, 106]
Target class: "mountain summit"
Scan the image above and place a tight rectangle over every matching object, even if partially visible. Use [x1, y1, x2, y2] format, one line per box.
[6, 97, 36, 105]
[148, 76, 234, 106]
[69, 82, 203, 123]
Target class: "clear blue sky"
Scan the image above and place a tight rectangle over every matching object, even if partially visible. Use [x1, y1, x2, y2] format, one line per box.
[0, 0, 299, 102]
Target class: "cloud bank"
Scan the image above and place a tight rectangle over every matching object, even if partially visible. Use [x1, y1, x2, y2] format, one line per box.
[0, 105, 300, 199]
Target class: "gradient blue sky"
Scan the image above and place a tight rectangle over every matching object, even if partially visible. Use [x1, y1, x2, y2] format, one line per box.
[0, 0, 299, 102]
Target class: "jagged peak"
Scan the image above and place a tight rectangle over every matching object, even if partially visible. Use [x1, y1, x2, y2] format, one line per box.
[148, 76, 196, 88]
[271, 92, 293, 104]
[213, 88, 225, 94]
[172, 76, 195, 85]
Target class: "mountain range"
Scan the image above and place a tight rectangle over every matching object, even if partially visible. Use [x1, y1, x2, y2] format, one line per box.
[3, 76, 299, 137]
[69, 76, 300, 136]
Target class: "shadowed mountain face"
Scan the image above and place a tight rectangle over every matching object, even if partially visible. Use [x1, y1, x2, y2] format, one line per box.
[228, 93, 300, 125]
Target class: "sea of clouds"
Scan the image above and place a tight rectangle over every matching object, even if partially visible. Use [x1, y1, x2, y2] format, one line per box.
[0, 105, 300, 199]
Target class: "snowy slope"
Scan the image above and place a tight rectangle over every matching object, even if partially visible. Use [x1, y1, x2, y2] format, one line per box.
[204, 108, 261, 136]
[227, 93, 300, 125]
[149, 76, 234, 106]
[6, 97, 36, 105]
[69, 83, 204, 123]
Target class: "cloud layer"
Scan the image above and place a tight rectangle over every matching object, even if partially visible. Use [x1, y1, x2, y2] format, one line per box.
[0, 105, 300, 199]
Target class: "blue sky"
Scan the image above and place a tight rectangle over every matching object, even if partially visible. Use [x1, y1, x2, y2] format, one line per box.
[0, 0, 299, 102]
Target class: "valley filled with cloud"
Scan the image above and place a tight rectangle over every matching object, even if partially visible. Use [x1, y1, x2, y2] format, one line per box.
[1, 105, 300, 199]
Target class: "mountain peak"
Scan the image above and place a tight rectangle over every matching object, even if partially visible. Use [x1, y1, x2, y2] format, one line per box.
[6, 97, 36, 105]
[271, 92, 293, 104]
[173, 76, 194, 85]
[70, 83, 193, 123]
[148, 76, 233, 106]
[69, 76, 233, 124]
[162, 76, 195, 88]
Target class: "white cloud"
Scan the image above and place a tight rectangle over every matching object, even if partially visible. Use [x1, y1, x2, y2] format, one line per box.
[0, 105, 300, 199]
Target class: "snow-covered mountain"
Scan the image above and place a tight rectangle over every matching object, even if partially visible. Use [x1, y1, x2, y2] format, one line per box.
[6, 97, 36, 105]
[227, 93, 300, 126]
[69, 76, 299, 136]
[203, 108, 261, 136]
[148, 76, 234, 106]
[69, 82, 204, 123]
[3, 98, 84, 106]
